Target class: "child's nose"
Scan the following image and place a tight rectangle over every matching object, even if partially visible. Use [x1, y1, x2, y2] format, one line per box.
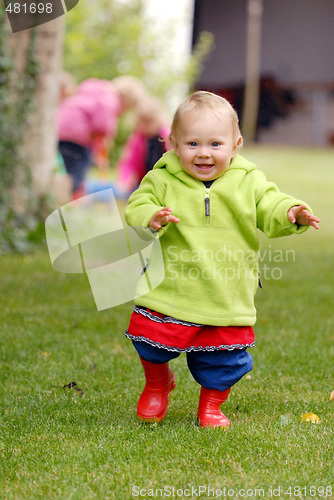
[198, 147, 210, 158]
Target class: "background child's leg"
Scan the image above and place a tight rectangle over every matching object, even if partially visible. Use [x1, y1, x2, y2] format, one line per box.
[58, 141, 92, 194]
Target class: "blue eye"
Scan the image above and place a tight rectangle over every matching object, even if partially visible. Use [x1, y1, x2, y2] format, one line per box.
[212, 142, 219, 147]
[189, 142, 197, 147]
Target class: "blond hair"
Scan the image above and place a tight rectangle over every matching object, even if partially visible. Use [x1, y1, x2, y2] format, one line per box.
[135, 95, 168, 126]
[111, 75, 146, 109]
[170, 91, 243, 149]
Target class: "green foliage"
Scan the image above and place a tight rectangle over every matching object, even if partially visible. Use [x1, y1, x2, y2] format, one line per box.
[63, 0, 213, 101]
[63, 0, 150, 82]
[0, 6, 42, 254]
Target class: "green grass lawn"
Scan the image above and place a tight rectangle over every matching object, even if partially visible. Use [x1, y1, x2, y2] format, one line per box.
[1, 146, 334, 499]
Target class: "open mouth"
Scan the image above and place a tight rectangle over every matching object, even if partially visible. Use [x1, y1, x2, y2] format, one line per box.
[195, 164, 214, 171]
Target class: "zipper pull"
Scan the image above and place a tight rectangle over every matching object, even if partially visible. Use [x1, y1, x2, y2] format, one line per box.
[205, 188, 210, 216]
[205, 197, 210, 216]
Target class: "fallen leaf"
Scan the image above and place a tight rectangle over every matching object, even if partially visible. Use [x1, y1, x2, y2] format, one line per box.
[301, 412, 320, 423]
[329, 391, 334, 402]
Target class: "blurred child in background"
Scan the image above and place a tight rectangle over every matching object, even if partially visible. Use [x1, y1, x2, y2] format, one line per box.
[57, 76, 145, 199]
[115, 96, 171, 198]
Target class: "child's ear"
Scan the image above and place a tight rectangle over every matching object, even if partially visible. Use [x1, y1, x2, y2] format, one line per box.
[171, 137, 179, 155]
[231, 136, 243, 158]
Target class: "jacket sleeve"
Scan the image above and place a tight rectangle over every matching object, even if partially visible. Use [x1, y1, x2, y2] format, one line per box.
[125, 171, 167, 231]
[254, 170, 312, 238]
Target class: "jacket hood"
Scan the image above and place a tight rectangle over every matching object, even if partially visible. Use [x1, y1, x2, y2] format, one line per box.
[153, 150, 257, 177]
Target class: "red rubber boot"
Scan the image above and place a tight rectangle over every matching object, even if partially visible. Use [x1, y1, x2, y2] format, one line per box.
[137, 358, 176, 422]
[197, 387, 231, 428]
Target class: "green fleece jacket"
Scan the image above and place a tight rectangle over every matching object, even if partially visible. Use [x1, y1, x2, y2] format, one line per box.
[125, 150, 310, 326]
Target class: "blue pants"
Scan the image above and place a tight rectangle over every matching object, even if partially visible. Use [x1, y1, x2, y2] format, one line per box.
[132, 341, 253, 392]
[58, 141, 92, 192]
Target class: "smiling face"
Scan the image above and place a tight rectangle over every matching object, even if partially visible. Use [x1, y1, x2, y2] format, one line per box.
[173, 109, 241, 181]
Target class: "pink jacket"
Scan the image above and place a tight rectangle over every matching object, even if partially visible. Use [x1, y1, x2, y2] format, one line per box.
[57, 78, 122, 151]
[117, 126, 171, 191]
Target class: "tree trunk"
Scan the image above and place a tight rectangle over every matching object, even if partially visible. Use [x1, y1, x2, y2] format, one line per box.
[9, 17, 64, 214]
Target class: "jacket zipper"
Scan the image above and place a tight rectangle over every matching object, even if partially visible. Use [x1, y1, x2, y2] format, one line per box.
[205, 186, 211, 217]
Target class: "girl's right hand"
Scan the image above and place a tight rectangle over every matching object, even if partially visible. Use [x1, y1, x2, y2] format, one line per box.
[149, 207, 180, 230]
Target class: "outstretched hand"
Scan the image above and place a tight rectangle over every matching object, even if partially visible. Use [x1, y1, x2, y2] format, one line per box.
[149, 207, 180, 230]
[288, 205, 320, 230]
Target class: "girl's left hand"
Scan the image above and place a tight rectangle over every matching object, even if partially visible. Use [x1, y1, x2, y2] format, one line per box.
[288, 205, 320, 229]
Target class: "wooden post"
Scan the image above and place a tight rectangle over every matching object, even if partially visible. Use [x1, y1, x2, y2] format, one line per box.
[242, 0, 263, 143]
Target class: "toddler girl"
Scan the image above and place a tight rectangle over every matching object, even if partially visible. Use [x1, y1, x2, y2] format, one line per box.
[125, 91, 319, 428]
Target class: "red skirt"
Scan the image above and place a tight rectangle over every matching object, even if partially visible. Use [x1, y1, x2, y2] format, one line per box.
[126, 306, 255, 353]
